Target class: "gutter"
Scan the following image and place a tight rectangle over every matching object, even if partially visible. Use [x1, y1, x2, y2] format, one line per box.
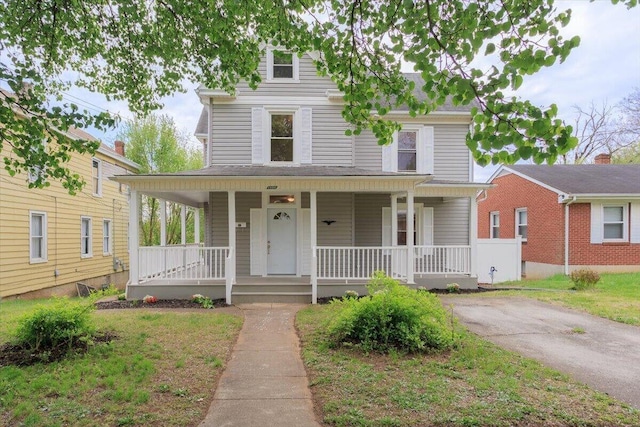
[564, 196, 577, 275]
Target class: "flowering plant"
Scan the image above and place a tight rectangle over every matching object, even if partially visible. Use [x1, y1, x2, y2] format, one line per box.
[143, 295, 157, 303]
[192, 294, 214, 309]
[446, 283, 460, 293]
[344, 290, 359, 299]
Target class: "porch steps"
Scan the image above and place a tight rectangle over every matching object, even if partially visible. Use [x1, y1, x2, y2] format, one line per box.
[231, 283, 312, 304]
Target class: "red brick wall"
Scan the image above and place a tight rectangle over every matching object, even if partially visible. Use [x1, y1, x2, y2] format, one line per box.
[478, 172, 565, 265]
[569, 203, 640, 265]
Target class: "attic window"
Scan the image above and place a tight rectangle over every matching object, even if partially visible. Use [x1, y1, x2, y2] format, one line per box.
[267, 48, 299, 81]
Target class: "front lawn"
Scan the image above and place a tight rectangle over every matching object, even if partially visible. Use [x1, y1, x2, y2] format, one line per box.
[0, 298, 242, 426]
[495, 272, 640, 325]
[297, 303, 640, 427]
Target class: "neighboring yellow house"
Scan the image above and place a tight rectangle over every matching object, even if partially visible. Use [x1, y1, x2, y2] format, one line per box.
[0, 129, 139, 298]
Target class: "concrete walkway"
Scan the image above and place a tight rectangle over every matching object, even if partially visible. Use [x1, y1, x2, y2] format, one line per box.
[443, 296, 640, 409]
[199, 303, 321, 427]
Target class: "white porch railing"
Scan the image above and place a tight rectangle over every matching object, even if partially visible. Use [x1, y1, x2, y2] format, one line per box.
[138, 245, 230, 282]
[315, 246, 409, 280]
[414, 245, 471, 275]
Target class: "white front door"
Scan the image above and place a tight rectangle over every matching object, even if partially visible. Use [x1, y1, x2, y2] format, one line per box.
[267, 208, 297, 274]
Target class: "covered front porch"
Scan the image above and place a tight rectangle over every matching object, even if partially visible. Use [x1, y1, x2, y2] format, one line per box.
[116, 166, 487, 304]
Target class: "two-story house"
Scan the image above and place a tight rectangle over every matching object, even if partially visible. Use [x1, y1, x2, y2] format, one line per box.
[0, 129, 139, 299]
[114, 50, 489, 303]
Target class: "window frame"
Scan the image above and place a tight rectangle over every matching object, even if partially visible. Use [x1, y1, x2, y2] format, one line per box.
[266, 108, 299, 165]
[27, 139, 47, 184]
[103, 218, 112, 255]
[602, 204, 628, 242]
[515, 208, 528, 242]
[266, 47, 299, 82]
[92, 158, 102, 197]
[396, 129, 418, 172]
[490, 211, 500, 239]
[81, 216, 93, 258]
[29, 211, 48, 263]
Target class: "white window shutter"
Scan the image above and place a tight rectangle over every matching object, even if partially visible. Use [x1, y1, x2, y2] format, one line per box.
[250, 209, 263, 275]
[419, 126, 435, 175]
[382, 140, 396, 172]
[590, 202, 603, 244]
[300, 108, 312, 164]
[266, 49, 274, 80]
[382, 207, 391, 246]
[422, 207, 434, 246]
[301, 209, 312, 274]
[630, 202, 640, 244]
[251, 108, 264, 164]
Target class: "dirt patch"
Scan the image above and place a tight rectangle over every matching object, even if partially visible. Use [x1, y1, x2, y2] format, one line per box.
[0, 331, 117, 367]
[95, 298, 228, 310]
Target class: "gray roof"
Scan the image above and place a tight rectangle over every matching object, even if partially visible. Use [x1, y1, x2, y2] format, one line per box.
[150, 165, 426, 178]
[506, 164, 640, 195]
[194, 108, 208, 136]
[398, 73, 475, 112]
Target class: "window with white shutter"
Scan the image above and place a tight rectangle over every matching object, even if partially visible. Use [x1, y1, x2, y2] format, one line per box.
[381, 125, 434, 174]
[252, 107, 312, 165]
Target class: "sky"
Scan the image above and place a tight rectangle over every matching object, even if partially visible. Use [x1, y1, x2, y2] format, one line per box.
[63, 1, 640, 183]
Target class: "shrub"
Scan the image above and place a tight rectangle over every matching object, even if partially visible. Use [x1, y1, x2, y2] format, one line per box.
[326, 272, 457, 353]
[15, 299, 96, 352]
[117, 293, 127, 301]
[192, 294, 214, 309]
[570, 269, 600, 290]
[343, 290, 359, 299]
[446, 283, 460, 293]
[143, 295, 157, 304]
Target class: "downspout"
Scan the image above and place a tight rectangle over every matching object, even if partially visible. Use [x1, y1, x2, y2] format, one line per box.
[564, 196, 577, 275]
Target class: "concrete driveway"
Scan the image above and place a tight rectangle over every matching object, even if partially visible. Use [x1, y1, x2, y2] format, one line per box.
[442, 296, 640, 409]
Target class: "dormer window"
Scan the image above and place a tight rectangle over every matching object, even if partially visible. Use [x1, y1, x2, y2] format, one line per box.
[266, 48, 299, 82]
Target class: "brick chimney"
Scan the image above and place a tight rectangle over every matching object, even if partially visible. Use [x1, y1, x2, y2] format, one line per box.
[594, 153, 611, 164]
[114, 140, 125, 157]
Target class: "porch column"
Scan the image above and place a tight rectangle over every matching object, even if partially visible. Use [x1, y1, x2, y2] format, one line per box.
[129, 190, 140, 286]
[391, 194, 398, 246]
[406, 190, 415, 284]
[181, 204, 187, 245]
[194, 208, 200, 244]
[159, 198, 167, 246]
[310, 190, 318, 304]
[228, 191, 236, 286]
[470, 195, 478, 277]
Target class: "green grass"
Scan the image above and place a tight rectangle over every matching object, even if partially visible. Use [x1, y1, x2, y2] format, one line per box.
[297, 303, 640, 427]
[0, 298, 242, 426]
[494, 272, 640, 325]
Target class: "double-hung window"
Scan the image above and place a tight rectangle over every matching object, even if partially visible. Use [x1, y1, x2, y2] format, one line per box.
[92, 158, 102, 196]
[382, 125, 434, 174]
[490, 212, 500, 238]
[81, 216, 93, 258]
[397, 130, 417, 172]
[270, 113, 295, 162]
[603, 205, 627, 241]
[515, 208, 527, 241]
[266, 48, 299, 81]
[30, 211, 47, 263]
[103, 219, 112, 255]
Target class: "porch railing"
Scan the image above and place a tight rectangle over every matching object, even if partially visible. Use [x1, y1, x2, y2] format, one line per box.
[138, 245, 230, 282]
[315, 246, 409, 280]
[414, 245, 471, 275]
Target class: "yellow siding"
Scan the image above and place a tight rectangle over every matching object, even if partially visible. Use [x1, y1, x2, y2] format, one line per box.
[0, 142, 136, 297]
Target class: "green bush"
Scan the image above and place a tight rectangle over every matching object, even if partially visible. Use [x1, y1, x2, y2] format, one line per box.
[569, 269, 600, 290]
[326, 272, 457, 353]
[15, 299, 96, 352]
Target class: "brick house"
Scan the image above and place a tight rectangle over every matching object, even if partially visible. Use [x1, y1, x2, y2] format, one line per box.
[478, 155, 640, 278]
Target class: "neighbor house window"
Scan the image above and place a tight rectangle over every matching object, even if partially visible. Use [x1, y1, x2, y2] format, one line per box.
[30, 211, 47, 263]
[266, 48, 299, 81]
[396, 210, 417, 246]
[103, 219, 112, 255]
[270, 113, 294, 162]
[81, 216, 92, 257]
[92, 158, 102, 196]
[28, 139, 46, 183]
[490, 212, 500, 238]
[603, 205, 627, 241]
[397, 130, 417, 172]
[515, 208, 527, 241]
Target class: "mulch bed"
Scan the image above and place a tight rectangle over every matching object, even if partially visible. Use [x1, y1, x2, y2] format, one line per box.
[0, 331, 118, 367]
[95, 299, 228, 310]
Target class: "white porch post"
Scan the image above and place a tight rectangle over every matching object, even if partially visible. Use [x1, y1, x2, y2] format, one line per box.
[159, 198, 167, 246]
[194, 208, 200, 244]
[181, 204, 187, 245]
[310, 190, 318, 304]
[129, 190, 140, 286]
[406, 190, 415, 284]
[470, 195, 478, 277]
[391, 194, 398, 246]
[227, 191, 236, 304]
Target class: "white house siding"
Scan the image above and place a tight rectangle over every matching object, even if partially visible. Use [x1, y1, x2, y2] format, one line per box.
[433, 124, 471, 181]
[433, 198, 470, 245]
[354, 130, 382, 171]
[317, 193, 353, 246]
[354, 194, 388, 246]
[311, 105, 352, 166]
[211, 104, 253, 164]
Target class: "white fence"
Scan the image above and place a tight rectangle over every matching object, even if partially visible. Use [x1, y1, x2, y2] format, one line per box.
[315, 247, 409, 280]
[414, 245, 471, 275]
[476, 238, 522, 284]
[138, 245, 230, 282]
